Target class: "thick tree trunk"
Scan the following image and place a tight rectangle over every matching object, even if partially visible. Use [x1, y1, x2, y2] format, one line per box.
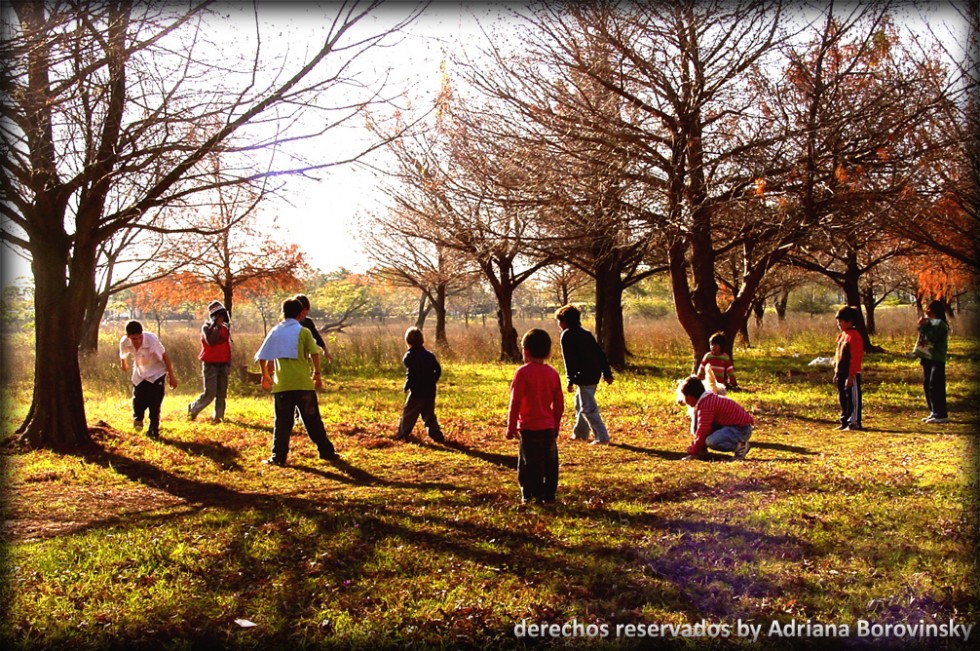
[18, 250, 91, 450]
[669, 243, 711, 374]
[593, 260, 627, 369]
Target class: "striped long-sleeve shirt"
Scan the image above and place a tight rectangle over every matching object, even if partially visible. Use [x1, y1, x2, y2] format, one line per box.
[689, 392, 754, 457]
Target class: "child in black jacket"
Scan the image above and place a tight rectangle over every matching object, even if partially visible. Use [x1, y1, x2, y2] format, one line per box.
[395, 327, 445, 443]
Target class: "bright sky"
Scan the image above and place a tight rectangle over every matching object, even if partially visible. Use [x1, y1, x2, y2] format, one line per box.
[265, 3, 506, 276]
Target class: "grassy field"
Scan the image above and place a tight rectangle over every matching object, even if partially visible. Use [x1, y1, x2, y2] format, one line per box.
[1, 310, 977, 649]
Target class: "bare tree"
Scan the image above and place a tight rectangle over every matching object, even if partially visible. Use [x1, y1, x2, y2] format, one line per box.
[452, 7, 666, 368]
[162, 161, 311, 317]
[540, 262, 591, 308]
[769, 4, 971, 350]
[372, 100, 553, 361]
[787, 222, 919, 347]
[884, 1, 979, 271]
[362, 207, 475, 347]
[0, 1, 425, 450]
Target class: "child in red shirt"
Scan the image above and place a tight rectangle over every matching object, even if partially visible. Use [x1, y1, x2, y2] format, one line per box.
[833, 305, 865, 431]
[507, 329, 565, 504]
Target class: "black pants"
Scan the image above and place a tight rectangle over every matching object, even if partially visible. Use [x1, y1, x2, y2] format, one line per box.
[518, 429, 559, 503]
[396, 392, 443, 441]
[133, 377, 165, 427]
[836, 372, 862, 428]
[921, 360, 948, 419]
[271, 390, 334, 463]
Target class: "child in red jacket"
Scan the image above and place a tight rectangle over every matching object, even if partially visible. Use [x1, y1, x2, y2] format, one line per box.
[188, 301, 232, 423]
[507, 329, 565, 504]
[833, 305, 865, 431]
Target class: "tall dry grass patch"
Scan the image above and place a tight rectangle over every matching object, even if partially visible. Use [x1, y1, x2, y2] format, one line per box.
[0, 305, 965, 391]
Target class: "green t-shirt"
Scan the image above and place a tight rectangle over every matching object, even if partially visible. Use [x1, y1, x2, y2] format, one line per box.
[271, 327, 318, 392]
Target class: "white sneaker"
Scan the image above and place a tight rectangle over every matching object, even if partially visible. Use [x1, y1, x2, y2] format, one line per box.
[924, 416, 948, 424]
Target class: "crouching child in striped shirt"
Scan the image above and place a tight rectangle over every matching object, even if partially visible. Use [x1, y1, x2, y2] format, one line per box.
[679, 376, 753, 461]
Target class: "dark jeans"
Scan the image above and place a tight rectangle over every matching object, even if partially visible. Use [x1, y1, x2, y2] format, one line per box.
[271, 390, 334, 463]
[518, 429, 559, 503]
[921, 360, 948, 419]
[189, 362, 229, 420]
[836, 372, 862, 428]
[133, 377, 166, 428]
[396, 392, 443, 441]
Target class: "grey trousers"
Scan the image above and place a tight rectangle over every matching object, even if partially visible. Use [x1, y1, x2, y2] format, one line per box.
[189, 362, 229, 420]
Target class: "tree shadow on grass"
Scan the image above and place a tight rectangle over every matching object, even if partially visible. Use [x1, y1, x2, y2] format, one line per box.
[441, 439, 516, 469]
[611, 441, 689, 461]
[159, 437, 244, 471]
[291, 457, 462, 492]
[206, 418, 267, 433]
[750, 441, 819, 456]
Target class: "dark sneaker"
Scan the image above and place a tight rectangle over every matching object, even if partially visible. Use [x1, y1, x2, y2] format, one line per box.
[187, 404, 196, 421]
[147, 426, 160, 439]
[733, 440, 750, 460]
[134, 418, 144, 431]
[262, 457, 285, 467]
[429, 431, 445, 444]
[319, 449, 337, 461]
[211, 417, 222, 424]
[393, 431, 408, 441]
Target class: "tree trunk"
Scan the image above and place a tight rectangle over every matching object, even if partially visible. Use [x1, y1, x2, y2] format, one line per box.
[738, 320, 751, 348]
[838, 256, 874, 350]
[433, 283, 449, 347]
[414, 291, 430, 329]
[752, 298, 766, 328]
[494, 283, 521, 362]
[79, 290, 110, 353]
[222, 285, 235, 317]
[669, 243, 711, 374]
[593, 259, 627, 369]
[17, 250, 91, 450]
[775, 289, 789, 321]
[861, 286, 878, 336]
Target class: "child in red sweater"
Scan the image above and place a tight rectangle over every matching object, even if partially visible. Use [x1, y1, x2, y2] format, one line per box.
[833, 305, 865, 431]
[507, 329, 565, 503]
